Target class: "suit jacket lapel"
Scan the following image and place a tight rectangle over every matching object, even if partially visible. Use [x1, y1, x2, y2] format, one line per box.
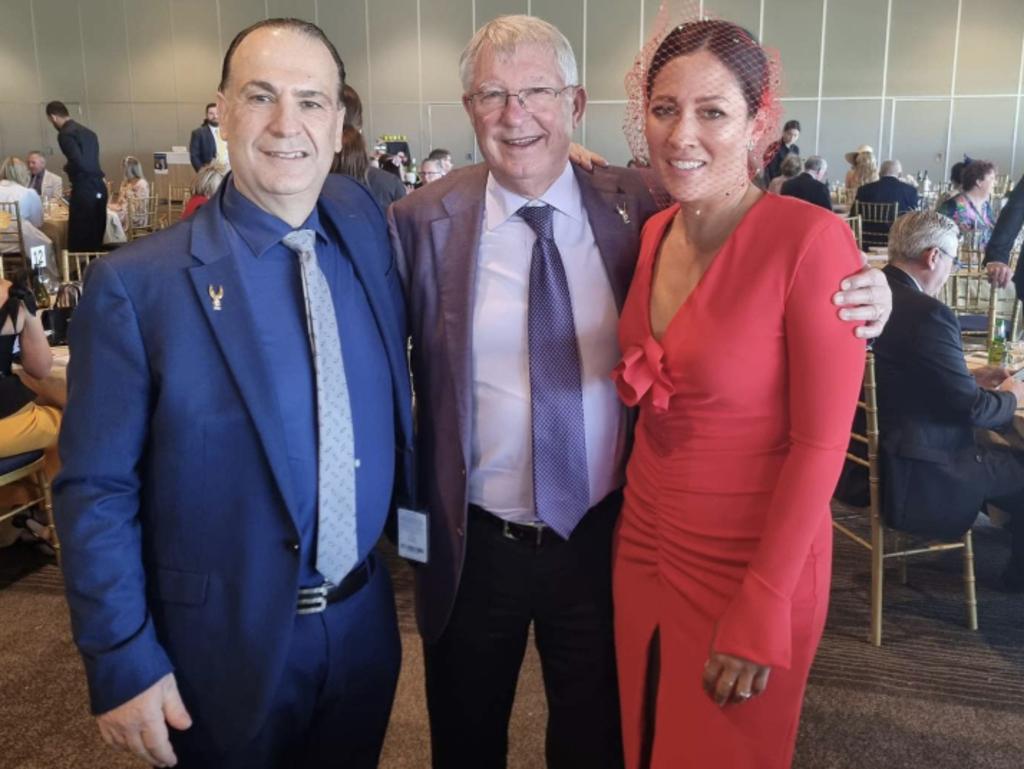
[574, 165, 639, 312]
[435, 165, 488, 465]
[186, 190, 301, 527]
[318, 185, 415, 462]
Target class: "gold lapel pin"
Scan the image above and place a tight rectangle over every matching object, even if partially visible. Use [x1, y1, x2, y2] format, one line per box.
[208, 284, 224, 311]
[616, 202, 631, 225]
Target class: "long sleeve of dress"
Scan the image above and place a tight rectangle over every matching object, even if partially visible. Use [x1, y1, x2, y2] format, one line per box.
[713, 218, 866, 669]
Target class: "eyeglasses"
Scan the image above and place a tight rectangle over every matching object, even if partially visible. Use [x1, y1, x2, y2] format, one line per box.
[464, 85, 578, 115]
[937, 247, 964, 270]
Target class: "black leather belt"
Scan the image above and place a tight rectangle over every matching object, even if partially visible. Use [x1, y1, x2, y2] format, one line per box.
[297, 560, 370, 615]
[469, 505, 554, 547]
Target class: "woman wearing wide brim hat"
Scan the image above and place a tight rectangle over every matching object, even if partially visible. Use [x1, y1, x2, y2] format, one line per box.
[844, 144, 878, 189]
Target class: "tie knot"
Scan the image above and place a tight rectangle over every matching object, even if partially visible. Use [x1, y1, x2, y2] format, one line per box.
[517, 204, 555, 241]
[282, 229, 317, 257]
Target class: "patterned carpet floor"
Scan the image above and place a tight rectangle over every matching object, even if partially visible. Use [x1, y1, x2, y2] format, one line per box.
[2, 510, 1022, 768]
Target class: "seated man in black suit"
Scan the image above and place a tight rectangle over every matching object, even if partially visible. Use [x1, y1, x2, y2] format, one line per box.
[780, 155, 832, 211]
[874, 210, 1024, 590]
[855, 159, 919, 240]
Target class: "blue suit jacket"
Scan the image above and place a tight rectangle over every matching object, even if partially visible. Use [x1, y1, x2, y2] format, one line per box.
[854, 175, 919, 215]
[55, 174, 413, 749]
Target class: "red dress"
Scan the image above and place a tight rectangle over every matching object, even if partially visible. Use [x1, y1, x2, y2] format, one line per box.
[612, 194, 865, 768]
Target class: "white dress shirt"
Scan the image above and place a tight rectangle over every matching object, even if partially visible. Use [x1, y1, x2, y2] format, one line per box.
[469, 162, 627, 524]
[210, 125, 229, 167]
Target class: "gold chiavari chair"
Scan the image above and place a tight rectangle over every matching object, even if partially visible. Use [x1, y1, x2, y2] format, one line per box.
[832, 351, 978, 646]
[994, 174, 1012, 197]
[941, 246, 1021, 344]
[851, 201, 899, 249]
[63, 249, 105, 282]
[841, 214, 863, 249]
[166, 185, 192, 226]
[0, 201, 30, 281]
[0, 451, 59, 564]
[126, 194, 160, 240]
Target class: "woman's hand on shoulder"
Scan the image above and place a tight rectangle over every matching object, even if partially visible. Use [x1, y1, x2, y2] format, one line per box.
[702, 651, 771, 706]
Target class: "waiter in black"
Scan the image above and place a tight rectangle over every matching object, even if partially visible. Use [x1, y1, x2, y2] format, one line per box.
[45, 101, 107, 251]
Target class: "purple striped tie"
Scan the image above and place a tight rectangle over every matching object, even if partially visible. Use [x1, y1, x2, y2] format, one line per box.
[518, 204, 590, 539]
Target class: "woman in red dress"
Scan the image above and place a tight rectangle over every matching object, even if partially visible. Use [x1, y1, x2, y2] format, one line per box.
[612, 19, 866, 769]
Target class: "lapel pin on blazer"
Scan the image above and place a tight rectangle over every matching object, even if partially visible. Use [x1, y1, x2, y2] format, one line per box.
[616, 202, 631, 225]
[208, 285, 224, 311]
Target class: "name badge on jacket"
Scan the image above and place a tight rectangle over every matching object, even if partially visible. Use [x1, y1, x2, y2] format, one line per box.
[397, 507, 428, 563]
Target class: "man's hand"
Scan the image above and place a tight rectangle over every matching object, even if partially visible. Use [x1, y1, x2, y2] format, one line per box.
[987, 262, 1013, 289]
[833, 265, 892, 339]
[997, 374, 1024, 405]
[96, 673, 192, 767]
[702, 651, 771, 706]
[568, 142, 609, 172]
[974, 365, 1011, 390]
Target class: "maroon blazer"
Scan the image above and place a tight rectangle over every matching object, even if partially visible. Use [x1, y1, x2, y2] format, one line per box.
[388, 163, 661, 643]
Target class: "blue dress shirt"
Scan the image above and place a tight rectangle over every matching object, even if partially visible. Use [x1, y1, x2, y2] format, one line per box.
[221, 180, 394, 586]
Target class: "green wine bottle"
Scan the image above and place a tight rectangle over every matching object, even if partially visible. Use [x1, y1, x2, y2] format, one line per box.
[988, 320, 1007, 366]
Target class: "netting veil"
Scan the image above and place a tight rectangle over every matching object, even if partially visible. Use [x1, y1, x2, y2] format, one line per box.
[623, 0, 784, 199]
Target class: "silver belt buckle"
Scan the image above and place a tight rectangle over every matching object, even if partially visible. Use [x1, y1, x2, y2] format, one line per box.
[297, 583, 332, 615]
[501, 520, 545, 546]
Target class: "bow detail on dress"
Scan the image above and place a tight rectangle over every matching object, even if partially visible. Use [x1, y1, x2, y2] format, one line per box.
[612, 337, 675, 411]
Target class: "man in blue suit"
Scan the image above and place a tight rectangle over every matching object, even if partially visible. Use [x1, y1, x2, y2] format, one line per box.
[55, 18, 413, 769]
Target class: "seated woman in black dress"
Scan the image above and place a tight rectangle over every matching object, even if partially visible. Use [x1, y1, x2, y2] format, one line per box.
[0, 278, 58, 548]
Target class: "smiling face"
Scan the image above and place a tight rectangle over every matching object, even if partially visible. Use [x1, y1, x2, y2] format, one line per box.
[217, 26, 344, 225]
[644, 49, 759, 206]
[464, 41, 585, 199]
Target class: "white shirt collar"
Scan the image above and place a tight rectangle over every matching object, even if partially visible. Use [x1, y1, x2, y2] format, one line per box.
[893, 264, 925, 292]
[484, 161, 583, 231]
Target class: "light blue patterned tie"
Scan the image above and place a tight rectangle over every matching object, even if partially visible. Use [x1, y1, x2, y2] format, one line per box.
[518, 204, 590, 539]
[282, 229, 358, 584]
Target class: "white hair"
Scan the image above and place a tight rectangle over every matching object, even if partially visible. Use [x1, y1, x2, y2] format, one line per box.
[804, 155, 827, 174]
[880, 159, 901, 177]
[459, 15, 579, 93]
[889, 211, 960, 264]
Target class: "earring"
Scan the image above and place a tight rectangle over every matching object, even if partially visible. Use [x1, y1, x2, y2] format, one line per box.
[746, 139, 755, 152]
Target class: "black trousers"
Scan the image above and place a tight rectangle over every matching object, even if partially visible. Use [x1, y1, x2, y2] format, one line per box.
[983, 445, 1024, 574]
[424, 493, 624, 769]
[67, 177, 107, 252]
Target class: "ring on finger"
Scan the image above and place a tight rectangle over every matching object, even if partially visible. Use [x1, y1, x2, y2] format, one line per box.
[736, 690, 753, 700]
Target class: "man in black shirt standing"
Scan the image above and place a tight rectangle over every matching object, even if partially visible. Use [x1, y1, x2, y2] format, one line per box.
[45, 101, 107, 251]
[983, 173, 1024, 298]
